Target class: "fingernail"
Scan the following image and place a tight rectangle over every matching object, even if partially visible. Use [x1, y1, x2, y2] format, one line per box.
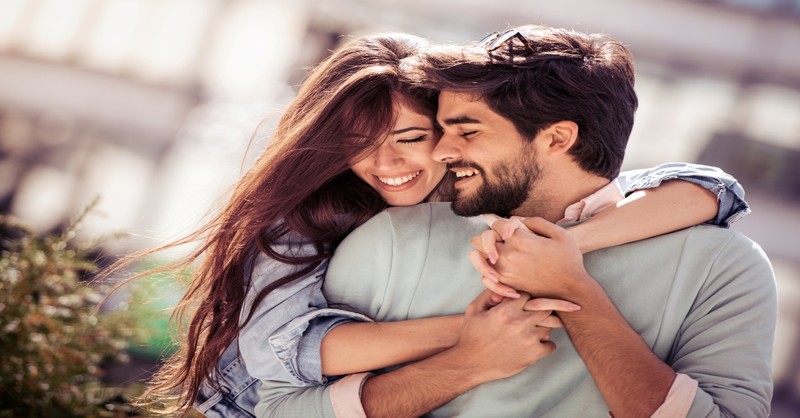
[568, 303, 581, 311]
[505, 290, 521, 298]
[489, 252, 498, 264]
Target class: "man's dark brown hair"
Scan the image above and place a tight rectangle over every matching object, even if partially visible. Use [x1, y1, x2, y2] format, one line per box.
[412, 25, 638, 179]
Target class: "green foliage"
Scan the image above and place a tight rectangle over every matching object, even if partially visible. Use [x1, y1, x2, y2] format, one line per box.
[0, 215, 141, 417]
[116, 261, 184, 360]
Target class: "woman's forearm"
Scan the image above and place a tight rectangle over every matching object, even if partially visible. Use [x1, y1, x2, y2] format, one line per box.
[571, 180, 717, 253]
[320, 315, 463, 376]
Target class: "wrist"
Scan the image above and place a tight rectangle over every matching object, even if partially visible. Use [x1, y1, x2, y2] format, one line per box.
[439, 344, 498, 388]
[447, 315, 465, 347]
[424, 315, 463, 351]
[562, 269, 599, 297]
[567, 222, 596, 254]
[568, 222, 597, 254]
[560, 277, 611, 317]
[518, 270, 597, 301]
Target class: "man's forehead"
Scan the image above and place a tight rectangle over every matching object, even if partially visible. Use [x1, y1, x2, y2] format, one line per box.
[439, 91, 483, 106]
[437, 91, 490, 121]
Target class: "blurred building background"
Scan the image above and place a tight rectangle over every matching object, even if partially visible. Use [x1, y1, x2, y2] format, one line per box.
[0, 0, 798, 415]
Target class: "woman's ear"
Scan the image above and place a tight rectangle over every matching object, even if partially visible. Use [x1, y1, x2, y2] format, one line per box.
[541, 121, 579, 156]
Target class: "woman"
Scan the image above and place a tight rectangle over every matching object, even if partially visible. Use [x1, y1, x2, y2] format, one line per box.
[123, 33, 747, 416]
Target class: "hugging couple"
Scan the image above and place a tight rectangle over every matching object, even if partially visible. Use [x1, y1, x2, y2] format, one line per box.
[131, 24, 774, 418]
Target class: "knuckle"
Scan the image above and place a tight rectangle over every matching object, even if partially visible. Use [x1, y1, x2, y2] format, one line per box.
[492, 219, 508, 232]
[471, 236, 481, 248]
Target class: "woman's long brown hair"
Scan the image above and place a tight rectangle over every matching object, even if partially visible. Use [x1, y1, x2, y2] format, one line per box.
[105, 33, 439, 414]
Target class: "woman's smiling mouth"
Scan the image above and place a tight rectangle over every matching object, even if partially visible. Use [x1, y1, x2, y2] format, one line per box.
[377, 170, 422, 186]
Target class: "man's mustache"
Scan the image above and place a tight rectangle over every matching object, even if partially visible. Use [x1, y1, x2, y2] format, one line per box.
[446, 162, 484, 174]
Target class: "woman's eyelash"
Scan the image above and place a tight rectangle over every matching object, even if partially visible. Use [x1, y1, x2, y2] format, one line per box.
[397, 135, 426, 143]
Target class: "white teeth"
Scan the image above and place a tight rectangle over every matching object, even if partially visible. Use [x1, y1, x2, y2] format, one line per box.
[378, 170, 421, 186]
[455, 168, 480, 178]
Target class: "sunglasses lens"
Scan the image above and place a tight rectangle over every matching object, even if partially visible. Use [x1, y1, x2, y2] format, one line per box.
[489, 30, 518, 51]
[478, 32, 500, 48]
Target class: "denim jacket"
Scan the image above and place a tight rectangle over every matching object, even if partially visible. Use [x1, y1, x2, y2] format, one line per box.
[193, 162, 749, 417]
[615, 162, 749, 227]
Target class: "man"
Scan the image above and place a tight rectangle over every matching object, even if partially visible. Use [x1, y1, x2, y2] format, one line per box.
[258, 25, 776, 417]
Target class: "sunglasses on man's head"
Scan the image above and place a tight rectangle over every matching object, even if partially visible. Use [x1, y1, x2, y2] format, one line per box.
[478, 29, 535, 55]
[478, 29, 591, 64]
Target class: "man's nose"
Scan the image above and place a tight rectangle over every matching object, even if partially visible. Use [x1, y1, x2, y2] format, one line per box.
[431, 131, 461, 163]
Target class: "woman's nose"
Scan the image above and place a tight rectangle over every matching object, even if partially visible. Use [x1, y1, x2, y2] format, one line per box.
[373, 143, 403, 168]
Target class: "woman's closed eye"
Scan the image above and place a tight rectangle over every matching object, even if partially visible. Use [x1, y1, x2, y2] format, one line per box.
[461, 131, 477, 138]
[396, 135, 427, 144]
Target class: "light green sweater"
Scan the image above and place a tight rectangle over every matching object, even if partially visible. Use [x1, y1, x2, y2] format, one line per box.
[258, 202, 776, 417]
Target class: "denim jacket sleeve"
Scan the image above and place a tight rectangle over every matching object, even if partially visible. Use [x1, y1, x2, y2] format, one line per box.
[238, 235, 371, 388]
[616, 162, 750, 228]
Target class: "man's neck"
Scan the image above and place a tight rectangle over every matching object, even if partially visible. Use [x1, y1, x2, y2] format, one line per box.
[513, 168, 611, 223]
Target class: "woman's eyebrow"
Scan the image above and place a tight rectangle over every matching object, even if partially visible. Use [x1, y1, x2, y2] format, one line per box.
[391, 126, 431, 134]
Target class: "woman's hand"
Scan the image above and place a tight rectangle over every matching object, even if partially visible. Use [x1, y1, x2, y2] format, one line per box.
[466, 289, 580, 329]
[522, 297, 580, 328]
[470, 215, 530, 299]
[470, 215, 594, 301]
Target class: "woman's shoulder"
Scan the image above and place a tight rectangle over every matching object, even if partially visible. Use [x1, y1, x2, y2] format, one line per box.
[244, 223, 320, 286]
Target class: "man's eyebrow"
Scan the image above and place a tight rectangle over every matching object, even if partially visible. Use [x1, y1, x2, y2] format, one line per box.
[391, 126, 431, 135]
[440, 116, 481, 126]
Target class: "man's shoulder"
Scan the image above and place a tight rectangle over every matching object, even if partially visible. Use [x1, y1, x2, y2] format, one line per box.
[684, 225, 774, 288]
[347, 202, 487, 244]
[681, 225, 769, 262]
[615, 224, 764, 258]
[330, 203, 485, 277]
[589, 225, 773, 289]
[608, 225, 775, 296]
[329, 203, 486, 284]
[326, 203, 487, 319]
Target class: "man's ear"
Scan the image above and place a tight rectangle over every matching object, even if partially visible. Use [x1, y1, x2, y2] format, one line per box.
[541, 121, 579, 156]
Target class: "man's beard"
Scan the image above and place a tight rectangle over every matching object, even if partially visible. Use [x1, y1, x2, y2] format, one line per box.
[450, 150, 541, 218]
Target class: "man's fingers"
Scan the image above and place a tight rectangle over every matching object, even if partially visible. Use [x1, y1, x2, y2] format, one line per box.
[523, 298, 581, 313]
[501, 291, 533, 310]
[480, 276, 520, 299]
[466, 289, 503, 315]
[532, 325, 555, 345]
[540, 340, 557, 354]
[537, 315, 564, 329]
[524, 308, 554, 324]
[520, 217, 568, 239]
[490, 292, 505, 305]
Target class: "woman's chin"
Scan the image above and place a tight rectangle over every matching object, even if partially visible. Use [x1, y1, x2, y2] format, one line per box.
[383, 193, 426, 207]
